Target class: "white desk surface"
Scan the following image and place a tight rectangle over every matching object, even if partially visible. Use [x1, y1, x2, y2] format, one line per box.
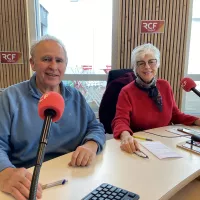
[0, 125, 200, 200]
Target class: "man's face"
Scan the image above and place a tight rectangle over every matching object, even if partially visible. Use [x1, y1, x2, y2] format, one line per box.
[30, 40, 67, 91]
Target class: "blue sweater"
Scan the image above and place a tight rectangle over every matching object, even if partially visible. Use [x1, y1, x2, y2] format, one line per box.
[0, 74, 105, 171]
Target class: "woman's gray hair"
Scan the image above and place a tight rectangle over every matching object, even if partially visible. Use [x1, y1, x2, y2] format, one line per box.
[30, 35, 68, 62]
[131, 43, 160, 75]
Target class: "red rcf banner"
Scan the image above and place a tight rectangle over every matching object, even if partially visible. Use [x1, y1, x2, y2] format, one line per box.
[0, 52, 23, 64]
[141, 20, 165, 33]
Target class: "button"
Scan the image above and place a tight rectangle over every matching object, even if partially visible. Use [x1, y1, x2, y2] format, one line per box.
[101, 183, 108, 188]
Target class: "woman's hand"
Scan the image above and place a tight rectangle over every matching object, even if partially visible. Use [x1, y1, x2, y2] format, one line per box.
[120, 131, 140, 154]
[194, 119, 200, 126]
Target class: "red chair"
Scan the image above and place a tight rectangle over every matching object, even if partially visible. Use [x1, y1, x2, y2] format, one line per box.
[82, 65, 92, 70]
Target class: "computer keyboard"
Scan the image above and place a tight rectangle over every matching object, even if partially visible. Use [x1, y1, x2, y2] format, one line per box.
[82, 183, 140, 200]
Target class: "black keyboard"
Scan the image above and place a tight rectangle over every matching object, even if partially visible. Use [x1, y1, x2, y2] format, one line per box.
[82, 183, 140, 200]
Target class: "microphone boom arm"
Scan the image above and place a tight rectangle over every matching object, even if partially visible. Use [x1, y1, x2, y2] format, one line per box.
[29, 109, 55, 200]
[192, 87, 200, 97]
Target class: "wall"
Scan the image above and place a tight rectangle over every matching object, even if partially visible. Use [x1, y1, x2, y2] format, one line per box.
[0, 0, 30, 88]
[117, 0, 191, 107]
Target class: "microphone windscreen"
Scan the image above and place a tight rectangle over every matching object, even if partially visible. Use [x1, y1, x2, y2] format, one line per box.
[38, 92, 65, 122]
[180, 77, 196, 92]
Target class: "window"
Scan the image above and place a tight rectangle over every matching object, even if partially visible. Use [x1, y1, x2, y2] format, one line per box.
[38, 0, 112, 75]
[183, 0, 200, 116]
[40, 5, 48, 36]
[31, 0, 113, 114]
[187, 0, 200, 74]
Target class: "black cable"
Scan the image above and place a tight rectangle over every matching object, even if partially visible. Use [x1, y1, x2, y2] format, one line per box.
[143, 131, 191, 139]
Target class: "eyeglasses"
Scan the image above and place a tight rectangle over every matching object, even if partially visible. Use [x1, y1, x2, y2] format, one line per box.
[134, 150, 149, 159]
[136, 59, 157, 68]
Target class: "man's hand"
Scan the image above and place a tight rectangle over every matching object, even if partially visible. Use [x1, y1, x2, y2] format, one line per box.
[0, 167, 42, 200]
[69, 141, 98, 167]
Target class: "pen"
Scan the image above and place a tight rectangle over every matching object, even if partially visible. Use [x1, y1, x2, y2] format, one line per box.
[133, 135, 153, 141]
[42, 179, 67, 190]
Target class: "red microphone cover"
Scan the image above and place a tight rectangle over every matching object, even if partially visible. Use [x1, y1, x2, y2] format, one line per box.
[180, 77, 196, 92]
[38, 92, 65, 122]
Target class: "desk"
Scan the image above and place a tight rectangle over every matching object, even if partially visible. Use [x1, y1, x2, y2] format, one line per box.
[169, 179, 200, 200]
[0, 125, 200, 200]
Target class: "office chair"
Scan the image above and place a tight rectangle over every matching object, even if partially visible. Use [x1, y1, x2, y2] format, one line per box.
[99, 69, 136, 134]
[106, 69, 133, 86]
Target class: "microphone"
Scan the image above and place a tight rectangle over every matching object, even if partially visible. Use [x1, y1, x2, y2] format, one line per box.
[180, 77, 200, 97]
[191, 134, 200, 143]
[29, 92, 65, 200]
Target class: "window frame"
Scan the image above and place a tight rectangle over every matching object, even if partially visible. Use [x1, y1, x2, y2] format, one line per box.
[27, 0, 119, 82]
[181, 0, 200, 115]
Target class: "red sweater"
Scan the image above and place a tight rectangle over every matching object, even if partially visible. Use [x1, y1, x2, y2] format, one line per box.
[112, 79, 198, 138]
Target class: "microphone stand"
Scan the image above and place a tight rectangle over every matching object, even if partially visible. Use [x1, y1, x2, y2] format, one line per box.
[192, 87, 200, 97]
[29, 109, 56, 200]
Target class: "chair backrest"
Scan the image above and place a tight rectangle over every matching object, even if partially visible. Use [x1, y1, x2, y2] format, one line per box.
[106, 69, 133, 86]
[99, 69, 136, 134]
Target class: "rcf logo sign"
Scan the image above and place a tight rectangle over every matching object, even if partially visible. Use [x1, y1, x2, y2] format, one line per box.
[0, 52, 23, 64]
[141, 20, 165, 33]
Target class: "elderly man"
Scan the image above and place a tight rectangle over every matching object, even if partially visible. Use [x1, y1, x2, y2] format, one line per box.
[0, 35, 105, 200]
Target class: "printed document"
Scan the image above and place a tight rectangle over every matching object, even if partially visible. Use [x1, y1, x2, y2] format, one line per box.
[141, 141, 182, 159]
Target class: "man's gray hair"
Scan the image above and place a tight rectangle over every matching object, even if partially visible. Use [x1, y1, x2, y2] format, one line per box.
[131, 43, 160, 75]
[30, 35, 68, 62]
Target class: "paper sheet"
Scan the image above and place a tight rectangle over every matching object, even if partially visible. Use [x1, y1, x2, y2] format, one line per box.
[141, 141, 182, 159]
[166, 127, 200, 136]
[165, 127, 187, 136]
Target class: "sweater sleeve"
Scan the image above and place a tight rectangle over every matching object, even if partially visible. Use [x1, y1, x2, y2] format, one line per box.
[78, 92, 106, 154]
[0, 91, 15, 172]
[170, 85, 198, 125]
[112, 89, 133, 139]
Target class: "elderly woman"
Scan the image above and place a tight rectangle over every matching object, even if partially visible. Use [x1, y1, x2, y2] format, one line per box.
[112, 43, 200, 154]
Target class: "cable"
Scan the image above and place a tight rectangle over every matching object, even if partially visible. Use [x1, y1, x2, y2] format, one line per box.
[143, 130, 191, 139]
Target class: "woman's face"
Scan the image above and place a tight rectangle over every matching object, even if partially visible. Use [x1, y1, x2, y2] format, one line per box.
[136, 54, 158, 83]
